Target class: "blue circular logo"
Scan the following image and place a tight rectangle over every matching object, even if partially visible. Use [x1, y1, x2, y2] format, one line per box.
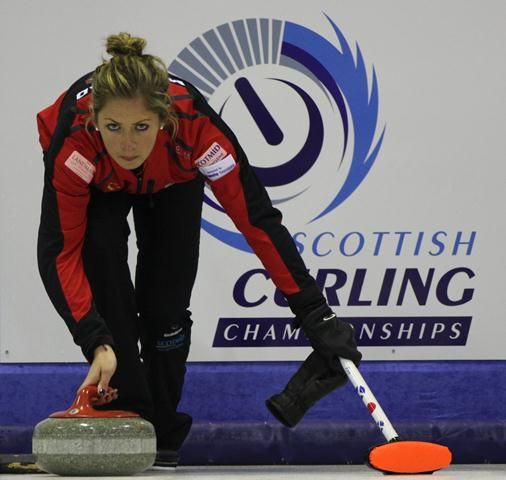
[169, 15, 385, 252]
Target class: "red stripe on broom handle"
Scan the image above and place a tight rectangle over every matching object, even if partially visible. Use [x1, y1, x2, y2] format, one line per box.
[339, 357, 399, 442]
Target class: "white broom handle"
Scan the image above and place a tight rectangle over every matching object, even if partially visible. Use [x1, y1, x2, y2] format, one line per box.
[339, 357, 399, 442]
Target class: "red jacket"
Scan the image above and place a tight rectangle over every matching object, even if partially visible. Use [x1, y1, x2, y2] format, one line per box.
[37, 72, 324, 360]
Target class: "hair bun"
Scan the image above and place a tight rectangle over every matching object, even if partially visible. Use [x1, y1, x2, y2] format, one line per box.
[106, 32, 146, 57]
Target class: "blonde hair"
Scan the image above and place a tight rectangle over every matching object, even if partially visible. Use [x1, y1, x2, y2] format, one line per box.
[91, 33, 177, 135]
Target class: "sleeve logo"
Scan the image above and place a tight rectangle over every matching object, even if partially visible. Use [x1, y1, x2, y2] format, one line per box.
[194, 142, 228, 168]
[198, 153, 236, 181]
[64, 151, 96, 184]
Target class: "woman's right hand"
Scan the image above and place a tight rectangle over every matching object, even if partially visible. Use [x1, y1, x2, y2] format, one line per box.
[78, 344, 118, 404]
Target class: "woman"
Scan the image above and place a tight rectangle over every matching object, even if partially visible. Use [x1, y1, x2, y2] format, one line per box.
[37, 33, 361, 463]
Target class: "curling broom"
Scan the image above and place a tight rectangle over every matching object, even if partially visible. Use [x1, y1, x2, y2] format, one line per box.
[339, 357, 452, 474]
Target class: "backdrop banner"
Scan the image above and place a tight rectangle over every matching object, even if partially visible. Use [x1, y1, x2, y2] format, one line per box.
[0, 0, 504, 361]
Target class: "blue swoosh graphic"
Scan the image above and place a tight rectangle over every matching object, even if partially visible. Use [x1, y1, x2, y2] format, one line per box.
[201, 218, 252, 253]
[282, 17, 385, 221]
[200, 16, 385, 249]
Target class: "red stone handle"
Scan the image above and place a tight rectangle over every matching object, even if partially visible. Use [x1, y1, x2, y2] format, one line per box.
[50, 385, 139, 418]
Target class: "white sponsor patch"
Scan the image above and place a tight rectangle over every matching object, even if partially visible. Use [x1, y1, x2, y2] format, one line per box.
[194, 142, 228, 168]
[64, 151, 95, 184]
[199, 153, 236, 181]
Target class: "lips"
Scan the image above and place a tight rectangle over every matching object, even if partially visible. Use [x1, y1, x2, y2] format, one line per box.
[120, 155, 138, 162]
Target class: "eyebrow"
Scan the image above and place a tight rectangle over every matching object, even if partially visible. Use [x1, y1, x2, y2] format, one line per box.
[104, 117, 152, 124]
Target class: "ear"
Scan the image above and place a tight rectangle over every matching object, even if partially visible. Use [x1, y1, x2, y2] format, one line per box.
[90, 107, 99, 131]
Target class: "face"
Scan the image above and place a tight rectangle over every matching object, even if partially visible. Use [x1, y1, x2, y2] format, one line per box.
[95, 97, 162, 170]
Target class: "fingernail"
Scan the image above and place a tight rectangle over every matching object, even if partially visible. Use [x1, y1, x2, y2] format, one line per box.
[98, 388, 104, 395]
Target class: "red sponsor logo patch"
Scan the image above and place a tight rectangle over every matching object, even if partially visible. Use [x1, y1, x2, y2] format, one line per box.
[64, 151, 95, 184]
[176, 145, 192, 160]
[194, 142, 228, 168]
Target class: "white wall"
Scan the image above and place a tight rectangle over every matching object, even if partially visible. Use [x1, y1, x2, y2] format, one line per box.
[1, 0, 505, 362]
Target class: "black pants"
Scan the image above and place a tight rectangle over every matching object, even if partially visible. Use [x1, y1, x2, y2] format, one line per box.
[82, 176, 204, 450]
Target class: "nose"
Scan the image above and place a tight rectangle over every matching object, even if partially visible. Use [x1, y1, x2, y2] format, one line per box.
[119, 130, 137, 153]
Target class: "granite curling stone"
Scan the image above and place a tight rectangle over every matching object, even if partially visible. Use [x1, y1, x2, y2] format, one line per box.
[32, 385, 156, 476]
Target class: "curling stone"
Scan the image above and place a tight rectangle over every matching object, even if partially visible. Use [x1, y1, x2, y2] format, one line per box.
[32, 385, 156, 476]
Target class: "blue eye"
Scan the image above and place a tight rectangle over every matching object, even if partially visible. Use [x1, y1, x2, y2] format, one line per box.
[135, 123, 149, 131]
[106, 123, 120, 132]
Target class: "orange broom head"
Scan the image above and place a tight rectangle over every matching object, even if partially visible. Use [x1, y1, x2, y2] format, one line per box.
[368, 440, 452, 474]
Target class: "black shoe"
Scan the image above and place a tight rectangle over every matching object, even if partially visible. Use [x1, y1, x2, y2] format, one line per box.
[154, 412, 192, 467]
[154, 449, 180, 467]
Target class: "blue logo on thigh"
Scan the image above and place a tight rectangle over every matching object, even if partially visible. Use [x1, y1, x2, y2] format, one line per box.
[156, 332, 186, 351]
[169, 16, 385, 252]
